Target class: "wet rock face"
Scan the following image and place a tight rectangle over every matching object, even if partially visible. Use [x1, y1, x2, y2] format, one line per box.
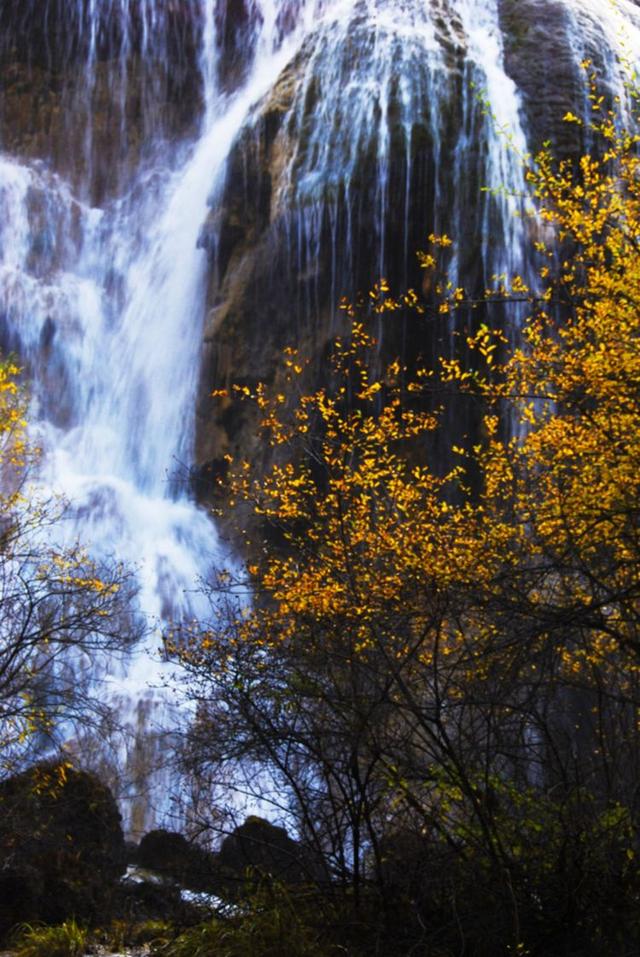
[194, 2, 472, 481]
[0, 763, 125, 937]
[499, 0, 640, 155]
[498, 0, 585, 155]
[0, 0, 203, 70]
[0, 0, 205, 202]
[215, 0, 262, 91]
[194, 0, 631, 489]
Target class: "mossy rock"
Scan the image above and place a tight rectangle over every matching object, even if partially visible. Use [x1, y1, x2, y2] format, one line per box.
[0, 762, 125, 938]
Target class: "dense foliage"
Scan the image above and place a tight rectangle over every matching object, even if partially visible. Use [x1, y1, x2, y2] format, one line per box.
[172, 98, 640, 956]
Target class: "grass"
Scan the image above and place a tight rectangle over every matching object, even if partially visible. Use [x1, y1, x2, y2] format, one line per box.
[130, 918, 175, 946]
[12, 919, 87, 957]
[164, 883, 338, 957]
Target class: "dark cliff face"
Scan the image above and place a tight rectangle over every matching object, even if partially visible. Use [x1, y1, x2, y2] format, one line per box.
[190, 0, 551, 483]
[193, 0, 640, 489]
[499, 0, 585, 155]
[497, 0, 629, 157]
[0, 0, 205, 203]
[195, 1, 473, 480]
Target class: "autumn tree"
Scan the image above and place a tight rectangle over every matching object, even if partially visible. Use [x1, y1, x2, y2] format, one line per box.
[0, 358, 142, 775]
[175, 99, 640, 956]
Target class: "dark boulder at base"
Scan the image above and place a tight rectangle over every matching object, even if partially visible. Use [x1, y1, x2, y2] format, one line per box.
[0, 762, 125, 938]
[136, 818, 328, 901]
[138, 828, 218, 891]
[219, 816, 327, 886]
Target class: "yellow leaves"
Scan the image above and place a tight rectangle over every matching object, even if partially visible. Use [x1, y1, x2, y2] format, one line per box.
[417, 251, 436, 270]
[0, 359, 34, 484]
[439, 357, 472, 385]
[356, 380, 382, 401]
[428, 233, 453, 247]
[387, 358, 401, 378]
[501, 122, 640, 587]
[510, 275, 529, 295]
[192, 101, 640, 765]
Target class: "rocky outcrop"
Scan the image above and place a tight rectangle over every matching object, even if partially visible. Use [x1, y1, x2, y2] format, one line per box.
[135, 818, 327, 900]
[0, 0, 204, 203]
[218, 816, 327, 886]
[194, 0, 635, 492]
[137, 828, 218, 891]
[499, 0, 640, 155]
[0, 763, 125, 937]
[499, 0, 586, 156]
[194, 1, 471, 488]
[0, 0, 203, 73]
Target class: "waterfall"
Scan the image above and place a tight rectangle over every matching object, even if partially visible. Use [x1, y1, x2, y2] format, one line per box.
[0, 0, 324, 834]
[1, 0, 639, 834]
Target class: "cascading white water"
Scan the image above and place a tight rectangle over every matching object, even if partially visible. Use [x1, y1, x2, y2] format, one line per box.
[276, 0, 531, 286]
[0, 0, 329, 833]
[1, 0, 640, 833]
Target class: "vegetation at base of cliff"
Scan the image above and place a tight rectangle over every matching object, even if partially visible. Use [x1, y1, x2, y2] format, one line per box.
[11, 920, 87, 957]
[95, 918, 176, 952]
[169, 79, 640, 957]
[8, 918, 177, 957]
[164, 897, 331, 957]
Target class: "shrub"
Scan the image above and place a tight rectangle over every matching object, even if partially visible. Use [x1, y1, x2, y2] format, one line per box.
[165, 883, 338, 957]
[13, 920, 87, 957]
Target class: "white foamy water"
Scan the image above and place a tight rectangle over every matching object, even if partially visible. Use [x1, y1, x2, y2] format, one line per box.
[0, 0, 327, 832]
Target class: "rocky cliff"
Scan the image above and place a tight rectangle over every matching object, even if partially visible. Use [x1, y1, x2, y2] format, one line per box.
[192, 0, 640, 485]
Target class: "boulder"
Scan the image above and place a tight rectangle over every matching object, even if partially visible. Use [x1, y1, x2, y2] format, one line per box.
[137, 828, 218, 892]
[0, 762, 125, 937]
[138, 828, 192, 873]
[218, 816, 326, 885]
[137, 818, 327, 902]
